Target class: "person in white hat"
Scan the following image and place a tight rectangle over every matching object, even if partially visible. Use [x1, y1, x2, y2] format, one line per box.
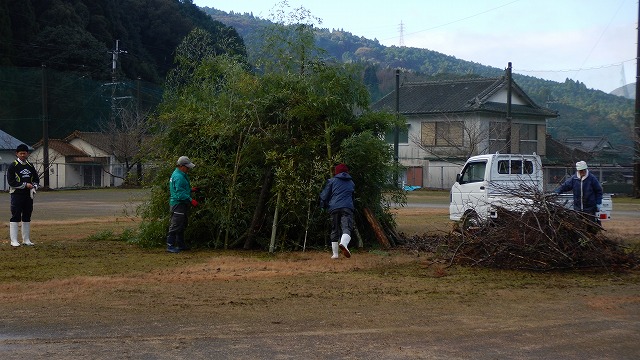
[165, 156, 198, 253]
[554, 160, 603, 223]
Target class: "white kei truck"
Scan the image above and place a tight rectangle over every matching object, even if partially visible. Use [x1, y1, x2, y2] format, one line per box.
[449, 153, 612, 229]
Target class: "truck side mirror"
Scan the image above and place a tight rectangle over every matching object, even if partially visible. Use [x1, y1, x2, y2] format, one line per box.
[456, 173, 462, 184]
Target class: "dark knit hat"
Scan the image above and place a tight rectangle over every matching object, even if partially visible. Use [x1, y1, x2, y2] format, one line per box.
[16, 144, 29, 153]
[334, 163, 349, 175]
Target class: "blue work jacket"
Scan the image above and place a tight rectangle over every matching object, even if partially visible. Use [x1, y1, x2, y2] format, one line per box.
[319, 172, 355, 212]
[554, 171, 603, 212]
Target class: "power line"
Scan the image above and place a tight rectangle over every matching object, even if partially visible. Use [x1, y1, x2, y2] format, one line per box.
[380, 0, 522, 42]
[516, 58, 636, 74]
[573, 0, 628, 78]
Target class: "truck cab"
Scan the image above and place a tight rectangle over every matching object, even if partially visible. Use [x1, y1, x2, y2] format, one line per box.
[449, 153, 543, 224]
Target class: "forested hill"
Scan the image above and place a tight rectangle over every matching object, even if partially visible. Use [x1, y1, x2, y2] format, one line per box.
[0, 0, 246, 144]
[0, 1, 634, 158]
[203, 7, 635, 159]
[1, 0, 245, 82]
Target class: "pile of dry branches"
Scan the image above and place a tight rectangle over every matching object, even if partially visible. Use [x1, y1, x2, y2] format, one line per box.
[401, 188, 637, 271]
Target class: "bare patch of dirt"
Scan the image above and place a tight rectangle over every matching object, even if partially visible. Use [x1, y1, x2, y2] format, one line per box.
[0, 189, 639, 359]
[2, 249, 639, 359]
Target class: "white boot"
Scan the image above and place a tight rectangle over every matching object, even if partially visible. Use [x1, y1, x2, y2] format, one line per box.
[339, 234, 351, 258]
[10, 222, 20, 247]
[21, 222, 34, 246]
[331, 242, 340, 259]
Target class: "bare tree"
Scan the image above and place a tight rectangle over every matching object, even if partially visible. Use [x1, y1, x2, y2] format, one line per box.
[98, 107, 154, 185]
[411, 114, 501, 165]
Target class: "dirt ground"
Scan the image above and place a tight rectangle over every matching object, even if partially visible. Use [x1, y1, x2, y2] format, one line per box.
[1, 189, 639, 359]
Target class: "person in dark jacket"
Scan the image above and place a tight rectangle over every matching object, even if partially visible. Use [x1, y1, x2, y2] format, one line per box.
[7, 144, 40, 247]
[554, 160, 603, 223]
[319, 163, 355, 259]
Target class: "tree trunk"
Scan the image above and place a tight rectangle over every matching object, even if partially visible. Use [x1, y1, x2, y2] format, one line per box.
[363, 207, 391, 249]
[269, 189, 282, 253]
[233, 168, 273, 249]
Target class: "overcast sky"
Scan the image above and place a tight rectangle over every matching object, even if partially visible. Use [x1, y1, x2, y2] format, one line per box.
[193, 0, 637, 93]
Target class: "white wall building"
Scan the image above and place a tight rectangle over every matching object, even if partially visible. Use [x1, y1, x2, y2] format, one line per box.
[30, 131, 144, 189]
[373, 77, 558, 189]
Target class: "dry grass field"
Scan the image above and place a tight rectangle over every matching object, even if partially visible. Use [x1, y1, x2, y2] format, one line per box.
[0, 188, 638, 359]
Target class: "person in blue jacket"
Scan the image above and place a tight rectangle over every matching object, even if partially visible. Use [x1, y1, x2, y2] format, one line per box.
[554, 160, 603, 223]
[319, 163, 355, 259]
[166, 156, 198, 253]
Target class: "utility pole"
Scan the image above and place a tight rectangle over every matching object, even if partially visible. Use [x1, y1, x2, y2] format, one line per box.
[107, 40, 127, 187]
[41, 64, 49, 188]
[634, 3, 640, 198]
[394, 69, 400, 187]
[505, 62, 512, 153]
[136, 77, 142, 185]
[108, 40, 127, 124]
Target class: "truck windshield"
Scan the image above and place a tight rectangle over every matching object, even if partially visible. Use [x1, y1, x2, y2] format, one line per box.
[460, 161, 486, 183]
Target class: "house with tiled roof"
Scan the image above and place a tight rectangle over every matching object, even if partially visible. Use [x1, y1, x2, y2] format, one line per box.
[559, 136, 618, 164]
[371, 76, 558, 189]
[545, 135, 631, 191]
[544, 134, 592, 166]
[0, 129, 31, 191]
[30, 131, 150, 189]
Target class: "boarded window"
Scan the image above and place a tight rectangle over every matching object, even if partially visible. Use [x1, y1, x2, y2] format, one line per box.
[421, 122, 436, 146]
[489, 122, 508, 153]
[421, 121, 463, 147]
[519, 124, 538, 154]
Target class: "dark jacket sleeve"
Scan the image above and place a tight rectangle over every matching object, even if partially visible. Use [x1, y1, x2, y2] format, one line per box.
[6, 162, 21, 189]
[319, 179, 332, 209]
[554, 177, 574, 194]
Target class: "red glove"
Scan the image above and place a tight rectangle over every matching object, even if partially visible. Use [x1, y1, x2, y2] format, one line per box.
[191, 199, 198, 207]
[191, 187, 200, 193]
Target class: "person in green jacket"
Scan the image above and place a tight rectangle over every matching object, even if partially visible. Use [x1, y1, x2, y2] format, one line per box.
[166, 156, 198, 253]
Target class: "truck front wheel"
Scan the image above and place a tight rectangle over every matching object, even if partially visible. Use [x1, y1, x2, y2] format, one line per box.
[460, 211, 480, 235]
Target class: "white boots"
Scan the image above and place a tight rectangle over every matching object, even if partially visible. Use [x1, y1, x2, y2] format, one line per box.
[339, 234, 351, 258]
[330, 234, 352, 259]
[329, 234, 352, 259]
[9, 222, 34, 247]
[21, 222, 34, 246]
[10, 222, 19, 247]
[331, 242, 340, 259]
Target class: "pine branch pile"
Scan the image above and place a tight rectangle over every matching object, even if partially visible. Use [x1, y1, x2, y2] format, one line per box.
[401, 189, 637, 271]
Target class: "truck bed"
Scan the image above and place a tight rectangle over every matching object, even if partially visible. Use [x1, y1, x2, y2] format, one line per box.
[555, 193, 612, 221]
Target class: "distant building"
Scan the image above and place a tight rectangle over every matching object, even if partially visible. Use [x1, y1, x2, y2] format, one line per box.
[30, 131, 150, 189]
[371, 76, 558, 189]
[0, 129, 31, 191]
[559, 136, 619, 165]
